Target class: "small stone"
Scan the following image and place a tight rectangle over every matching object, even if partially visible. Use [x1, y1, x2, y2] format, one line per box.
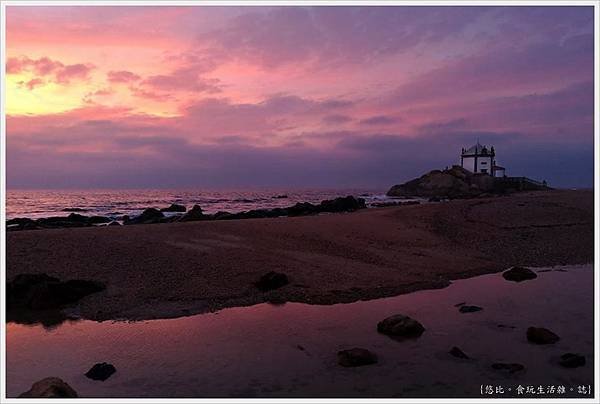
[85, 362, 116, 381]
[255, 271, 289, 291]
[459, 305, 483, 313]
[18, 377, 78, 398]
[527, 327, 560, 344]
[449, 346, 470, 359]
[492, 363, 525, 374]
[377, 314, 425, 339]
[502, 266, 537, 282]
[337, 348, 378, 367]
[559, 353, 585, 368]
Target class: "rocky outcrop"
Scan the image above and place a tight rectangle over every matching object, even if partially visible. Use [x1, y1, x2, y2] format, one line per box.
[377, 314, 425, 339]
[161, 203, 187, 212]
[7, 196, 367, 230]
[7, 273, 105, 310]
[85, 362, 117, 381]
[503, 266, 537, 282]
[527, 327, 560, 344]
[337, 348, 378, 367]
[124, 208, 164, 225]
[19, 377, 78, 398]
[255, 271, 289, 291]
[387, 166, 494, 199]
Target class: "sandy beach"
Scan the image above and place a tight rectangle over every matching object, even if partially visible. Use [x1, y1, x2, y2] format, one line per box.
[6, 189, 594, 322]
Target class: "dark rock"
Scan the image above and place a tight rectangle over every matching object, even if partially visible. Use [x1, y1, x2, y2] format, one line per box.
[7, 217, 39, 231]
[449, 346, 470, 359]
[318, 196, 366, 213]
[161, 203, 186, 212]
[212, 211, 234, 220]
[559, 353, 585, 368]
[371, 200, 421, 208]
[108, 221, 121, 226]
[287, 202, 318, 216]
[18, 377, 78, 398]
[337, 348, 378, 367]
[124, 208, 164, 225]
[273, 194, 288, 199]
[492, 363, 525, 374]
[179, 205, 205, 222]
[7, 274, 105, 310]
[377, 314, 425, 339]
[527, 327, 560, 344]
[459, 305, 483, 313]
[88, 216, 112, 224]
[85, 362, 116, 381]
[502, 266, 538, 282]
[255, 271, 289, 291]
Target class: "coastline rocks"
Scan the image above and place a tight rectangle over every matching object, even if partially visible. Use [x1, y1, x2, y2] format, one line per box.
[337, 348, 378, 367]
[387, 165, 494, 199]
[179, 205, 205, 222]
[161, 203, 186, 213]
[318, 196, 366, 213]
[62, 207, 88, 212]
[559, 353, 585, 368]
[85, 362, 116, 381]
[491, 363, 525, 374]
[255, 271, 289, 291]
[377, 314, 425, 339]
[459, 305, 483, 313]
[449, 346, 470, 359]
[371, 200, 421, 208]
[18, 377, 78, 398]
[124, 208, 164, 225]
[502, 266, 537, 282]
[7, 274, 105, 310]
[527, 327, 560, 344]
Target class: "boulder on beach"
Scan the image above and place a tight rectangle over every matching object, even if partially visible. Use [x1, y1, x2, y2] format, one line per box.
[387, 165, 494, 199]
[179, 205, 205, 222]
[491, 363, 525, 374]
[449, 346, 470, 359]
[559, 353, 585, 368]
[527, 327, 560, 344]
[255, 271, 289, 291]
[502, 266, 537, 282]
[318, 196, 366, 213]
[88, 215, 112, 224]
[377, 314, 425, 339]
[85, 362, 117, 381]
[124, 208, 164, 225]
[337, 348, 378, 367]
[459, 305, 483, 313]
[18, 377, 78, 398]
[161, 203, 187, 213]
[7, 273, 105, 310]
[6, 217, 39, 231]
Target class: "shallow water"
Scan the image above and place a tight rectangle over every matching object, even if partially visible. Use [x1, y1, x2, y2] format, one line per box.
[6, 265, 594, 398]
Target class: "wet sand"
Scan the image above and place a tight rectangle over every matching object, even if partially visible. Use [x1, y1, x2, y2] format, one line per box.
[6, 265, 594, 398]
[6, 190, 594, 322]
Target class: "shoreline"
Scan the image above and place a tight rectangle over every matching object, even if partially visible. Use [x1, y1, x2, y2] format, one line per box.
[6, 189, 594, 323]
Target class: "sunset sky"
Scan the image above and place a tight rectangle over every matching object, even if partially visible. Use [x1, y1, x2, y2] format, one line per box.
[5, 6, 595, 189]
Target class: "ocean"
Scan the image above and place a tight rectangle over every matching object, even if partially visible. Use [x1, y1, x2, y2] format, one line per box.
[5, 188, 404, 220]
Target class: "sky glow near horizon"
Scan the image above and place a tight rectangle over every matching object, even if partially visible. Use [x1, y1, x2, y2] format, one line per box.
[5, 6, 595, 189]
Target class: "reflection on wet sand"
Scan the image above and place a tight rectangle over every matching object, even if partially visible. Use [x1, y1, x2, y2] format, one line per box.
[7, 265, 594, 398]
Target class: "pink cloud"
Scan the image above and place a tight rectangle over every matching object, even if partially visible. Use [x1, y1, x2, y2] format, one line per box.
[7, 55, 94, 84]
[107, 70, 141, 83]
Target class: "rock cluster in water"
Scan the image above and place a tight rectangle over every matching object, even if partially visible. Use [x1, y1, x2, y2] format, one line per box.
[7, 195, 367, 231]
